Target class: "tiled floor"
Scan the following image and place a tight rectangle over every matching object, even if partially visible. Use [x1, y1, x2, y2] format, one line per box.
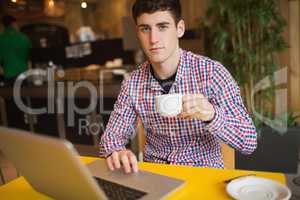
[0, 144, 99, 185]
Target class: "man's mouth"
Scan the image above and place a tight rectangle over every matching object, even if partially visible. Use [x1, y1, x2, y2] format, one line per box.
[149, 47, 164, 53]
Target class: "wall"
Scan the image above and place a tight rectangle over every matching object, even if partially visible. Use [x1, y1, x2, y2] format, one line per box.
[278, 0, 300, 119]
[64, 2, 84, 40]
[181, 0, 207, 29]
[92, 0, 128, 38]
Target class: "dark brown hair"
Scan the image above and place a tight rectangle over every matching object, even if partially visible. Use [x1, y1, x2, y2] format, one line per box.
[132, 0, 182, 24]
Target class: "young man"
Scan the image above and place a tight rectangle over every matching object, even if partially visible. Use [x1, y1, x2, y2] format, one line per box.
[0, 15, 32, 85]
[99, 0, 257, 173]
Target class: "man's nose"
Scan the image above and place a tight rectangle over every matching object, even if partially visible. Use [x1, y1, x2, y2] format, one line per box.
[150, 30, 159, 44]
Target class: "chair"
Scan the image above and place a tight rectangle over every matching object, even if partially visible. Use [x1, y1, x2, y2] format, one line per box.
[0, 151, 5, 184]
[136, 118, 235, 169]
[220, 141, 235, 169]
[0, 167, 5, 184]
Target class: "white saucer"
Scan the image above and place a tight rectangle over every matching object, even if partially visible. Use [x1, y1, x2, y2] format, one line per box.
[226, 176, 291, 200]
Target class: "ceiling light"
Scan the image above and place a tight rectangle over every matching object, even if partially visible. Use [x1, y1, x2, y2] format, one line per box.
[48, 0, 54, 7]
[81, 1, 87, 9]
[44, 0, 65, 17]
[11, 0, 17, 3]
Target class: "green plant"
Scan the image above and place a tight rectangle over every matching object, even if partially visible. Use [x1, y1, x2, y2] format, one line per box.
[279, 111, 300, 127]
[201, 0, 288, 122]
[257, 111, 300, 136]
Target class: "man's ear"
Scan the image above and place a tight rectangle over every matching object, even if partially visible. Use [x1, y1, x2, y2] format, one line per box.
[177, 19, 185, 38]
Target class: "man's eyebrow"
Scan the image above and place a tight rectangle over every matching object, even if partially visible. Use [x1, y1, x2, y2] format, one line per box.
[156, 22, 171, 26]
[137, 24, 149, 28]
[137, 22, 171, 28]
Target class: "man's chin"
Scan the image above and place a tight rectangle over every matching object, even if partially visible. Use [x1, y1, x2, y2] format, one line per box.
[148, 55, 165, 64]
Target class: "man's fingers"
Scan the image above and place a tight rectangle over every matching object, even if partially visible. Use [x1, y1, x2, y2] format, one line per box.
[182, 94, 205, 101]
[112, 151, 121, 169]
[106, 150, 139, 173]
[182, 95, 209, 113]
[183, 96, 206, 106]
[120, 154, 131, 173]
[182, 100, 198, 113]
[179, 111, 192, 118]
[106, 156, 115, 171]
[128, 152, 139, 173]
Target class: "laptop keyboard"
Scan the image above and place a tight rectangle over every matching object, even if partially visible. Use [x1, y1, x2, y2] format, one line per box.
[93, 177, 147, 200]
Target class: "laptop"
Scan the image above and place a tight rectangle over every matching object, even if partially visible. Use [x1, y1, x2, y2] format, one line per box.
[0, 127, 185, 200]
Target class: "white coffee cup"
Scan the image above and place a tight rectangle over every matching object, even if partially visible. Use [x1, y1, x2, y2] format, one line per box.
[155, 94, 183, 117]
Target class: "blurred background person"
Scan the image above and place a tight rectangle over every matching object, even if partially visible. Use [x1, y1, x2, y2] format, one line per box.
[0, 15, 32, 86]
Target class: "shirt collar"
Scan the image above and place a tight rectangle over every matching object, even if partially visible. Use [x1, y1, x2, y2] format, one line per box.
[175, 48, 186, 84]
[144, 49, 186, 92]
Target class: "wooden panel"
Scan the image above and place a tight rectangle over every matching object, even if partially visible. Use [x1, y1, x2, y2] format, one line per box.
[279, 0, 290, 68]
[289, 1, 300, 116]
[181, 0, 207, 29]
[180, 39, 203, 54]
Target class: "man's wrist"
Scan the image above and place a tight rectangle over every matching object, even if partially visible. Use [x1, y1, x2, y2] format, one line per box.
[204, 106, 225, 133]
[104, 152, 113, 158]
[103, 148, 127, 158]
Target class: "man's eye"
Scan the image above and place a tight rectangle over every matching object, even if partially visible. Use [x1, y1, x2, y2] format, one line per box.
[140, 27, 150, 33]
[158, 25, 168, 31]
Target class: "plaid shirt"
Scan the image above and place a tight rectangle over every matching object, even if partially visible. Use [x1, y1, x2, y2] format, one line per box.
[99, 49, 257, 168]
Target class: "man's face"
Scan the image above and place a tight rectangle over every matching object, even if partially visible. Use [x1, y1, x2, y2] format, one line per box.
[136, 11, 185, 65]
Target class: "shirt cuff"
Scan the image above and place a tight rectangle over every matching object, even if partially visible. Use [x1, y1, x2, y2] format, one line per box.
[99, 142, 126, 158]
[205, 105, 225, 134]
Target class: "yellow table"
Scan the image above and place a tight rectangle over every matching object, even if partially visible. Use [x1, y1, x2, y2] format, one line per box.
[0, 156, 286, 200]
